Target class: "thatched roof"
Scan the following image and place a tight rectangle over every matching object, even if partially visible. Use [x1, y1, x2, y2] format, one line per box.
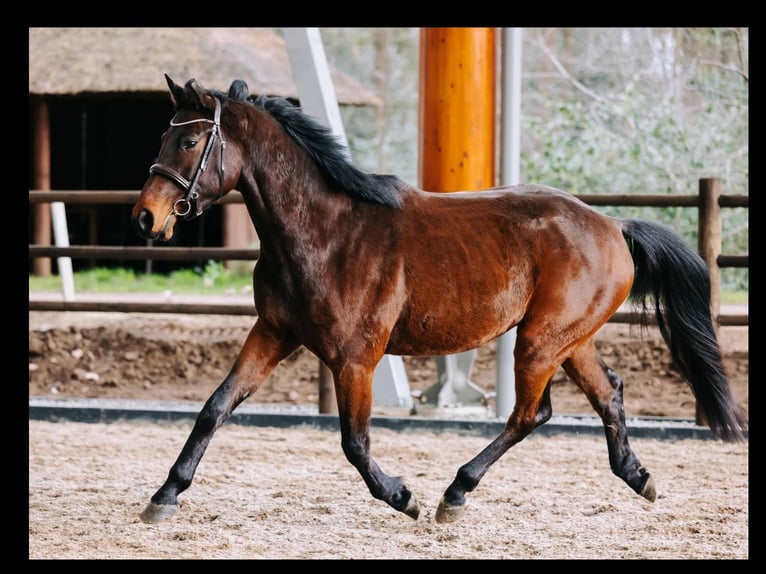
[29, 27, 381, 106]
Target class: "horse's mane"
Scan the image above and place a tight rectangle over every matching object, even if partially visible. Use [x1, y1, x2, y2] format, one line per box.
[254, 95, 404, 207]
[211, 83, 403, 208]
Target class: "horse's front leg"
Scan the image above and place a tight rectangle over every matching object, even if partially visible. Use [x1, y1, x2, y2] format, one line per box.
[139, 321, 298, 524]
[334, 362, 420, 520]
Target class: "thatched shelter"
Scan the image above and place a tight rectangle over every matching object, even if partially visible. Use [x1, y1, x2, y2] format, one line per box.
[28, 27, 380, 105]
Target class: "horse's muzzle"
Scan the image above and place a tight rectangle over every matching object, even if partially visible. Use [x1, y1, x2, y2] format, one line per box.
[132, 207, 167, 241]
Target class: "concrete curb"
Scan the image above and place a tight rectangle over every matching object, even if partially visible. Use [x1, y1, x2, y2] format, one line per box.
[29, 397, 733, 441]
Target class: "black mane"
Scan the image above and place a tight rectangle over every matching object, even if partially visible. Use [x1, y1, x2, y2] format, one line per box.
[202, 82, 404, 207]
[245, 95, 404, 208]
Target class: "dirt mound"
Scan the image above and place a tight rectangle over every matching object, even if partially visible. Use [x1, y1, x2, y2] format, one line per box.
[28, 311, 748, 420]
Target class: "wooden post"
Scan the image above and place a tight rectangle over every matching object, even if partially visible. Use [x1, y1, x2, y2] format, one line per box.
[698, 178, 722, 324]
[31, 95, 52, 276]
[697, 177, 722, 426]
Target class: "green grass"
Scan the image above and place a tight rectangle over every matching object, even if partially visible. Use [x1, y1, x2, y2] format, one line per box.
[29, 262, 254, 295]
[722, 290, 748, 305]
[29, 264, 748, 304]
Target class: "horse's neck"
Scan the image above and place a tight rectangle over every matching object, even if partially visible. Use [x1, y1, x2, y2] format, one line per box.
[237, 153, 351, 261]
[234, 109, 358, 260]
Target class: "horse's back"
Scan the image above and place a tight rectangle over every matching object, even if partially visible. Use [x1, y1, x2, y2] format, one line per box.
[385, 184, 633, 355]
[399, 183, 625, 269]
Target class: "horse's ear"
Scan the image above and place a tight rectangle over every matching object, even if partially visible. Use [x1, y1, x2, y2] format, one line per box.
[185, 78, 218, 113]
[228, 79, 249, 101]
[164, 74, 186, 107]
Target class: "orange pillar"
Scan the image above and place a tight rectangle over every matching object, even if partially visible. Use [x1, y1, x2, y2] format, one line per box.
[419, 28, 496, 192]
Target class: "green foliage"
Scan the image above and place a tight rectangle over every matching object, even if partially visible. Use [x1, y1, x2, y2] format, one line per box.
[518, 28, 748, 290]
[29, 262, 254, 295]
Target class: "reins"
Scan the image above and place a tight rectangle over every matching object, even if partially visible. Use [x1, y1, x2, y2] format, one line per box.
[149, 96, 226, 219]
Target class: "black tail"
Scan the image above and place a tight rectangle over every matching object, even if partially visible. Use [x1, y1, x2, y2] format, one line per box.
[621, 219, 747, 441]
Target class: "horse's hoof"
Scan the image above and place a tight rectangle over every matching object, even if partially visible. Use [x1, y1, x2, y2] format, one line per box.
[434, 497, 467, 523]
[639, 474, 657, 502]
[402, 496, 420, 520]
[140, 501, 178, 524]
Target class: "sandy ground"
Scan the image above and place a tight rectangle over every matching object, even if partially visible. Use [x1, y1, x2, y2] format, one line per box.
[28, 419, 748, 559]
[28, 307, 749, 560]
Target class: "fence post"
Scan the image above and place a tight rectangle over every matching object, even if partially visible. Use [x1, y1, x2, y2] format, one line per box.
[697, 177, 722, 427]
[31, 96, 52, 277]
[698, 178, 722, 323]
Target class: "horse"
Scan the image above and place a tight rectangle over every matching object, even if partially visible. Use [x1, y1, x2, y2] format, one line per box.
[131, 75, 748, 525]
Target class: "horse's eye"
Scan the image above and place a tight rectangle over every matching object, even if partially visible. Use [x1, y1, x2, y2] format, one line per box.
[181, 138, 198, 151]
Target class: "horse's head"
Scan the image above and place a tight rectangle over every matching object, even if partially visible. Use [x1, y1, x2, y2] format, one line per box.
[131, 75, 245, 241]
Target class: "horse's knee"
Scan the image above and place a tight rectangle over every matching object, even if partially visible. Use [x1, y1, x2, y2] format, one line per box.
[196, 393, 237, 432]
[606, 367, 624, 392]
[193, 376, 246, 432]
[507, 393, 548, 436]
[534, 383, 554, 427]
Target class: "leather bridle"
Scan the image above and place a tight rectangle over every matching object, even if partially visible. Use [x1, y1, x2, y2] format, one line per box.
[149, 96, 226, 219]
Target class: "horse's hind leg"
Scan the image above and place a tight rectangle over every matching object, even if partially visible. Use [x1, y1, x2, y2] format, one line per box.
[139, 321, 298, 524]
[435, 349, 558, 524]
[562, 340, 656, 502]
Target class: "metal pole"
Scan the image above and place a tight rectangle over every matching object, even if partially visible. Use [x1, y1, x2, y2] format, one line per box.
[495, 28, 523, 418]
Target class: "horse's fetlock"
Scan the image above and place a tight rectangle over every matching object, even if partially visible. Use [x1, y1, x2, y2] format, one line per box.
[455, 466, 480, 493]
[442, 484, 467, 508]
[391, 486, 412, 511]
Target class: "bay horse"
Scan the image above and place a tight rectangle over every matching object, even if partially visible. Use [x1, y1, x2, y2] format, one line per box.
[132, 75, 747, 525]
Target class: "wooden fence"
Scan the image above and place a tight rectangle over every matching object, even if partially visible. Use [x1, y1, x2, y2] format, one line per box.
[29, 178, 748, 326]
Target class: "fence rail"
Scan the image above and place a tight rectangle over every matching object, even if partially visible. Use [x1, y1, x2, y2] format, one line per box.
[28, 179, 748, 326]
[26, 189, 752, 208]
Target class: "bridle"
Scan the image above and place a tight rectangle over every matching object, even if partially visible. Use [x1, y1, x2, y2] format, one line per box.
[149, 96, 226, 219]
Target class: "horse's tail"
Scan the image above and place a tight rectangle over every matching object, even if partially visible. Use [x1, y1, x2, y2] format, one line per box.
[620, 218, 747, 442]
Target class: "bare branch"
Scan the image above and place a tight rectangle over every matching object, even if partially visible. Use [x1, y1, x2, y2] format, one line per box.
[697, 59, 749, 82]
[533, 30, 605, 103]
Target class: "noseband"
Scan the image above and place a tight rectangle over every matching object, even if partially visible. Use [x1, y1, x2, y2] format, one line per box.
[149, 97, 226, 219]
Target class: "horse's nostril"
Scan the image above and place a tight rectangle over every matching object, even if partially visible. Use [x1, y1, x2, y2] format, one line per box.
[133, 208, 154, 236]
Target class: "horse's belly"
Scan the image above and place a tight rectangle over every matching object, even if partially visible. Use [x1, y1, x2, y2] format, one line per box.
[386, 324, 512, 356]
[385, 295, 523, 356]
